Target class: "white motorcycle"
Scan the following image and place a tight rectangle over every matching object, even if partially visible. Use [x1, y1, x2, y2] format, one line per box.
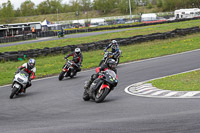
[10, 71, 29, 99]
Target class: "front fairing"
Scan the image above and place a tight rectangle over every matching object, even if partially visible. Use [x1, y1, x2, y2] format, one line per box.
[13, 71, 29, 87]
[62, 60, 73, 70]
[103, 52, 113, 59]
[103, 70, 118, 86]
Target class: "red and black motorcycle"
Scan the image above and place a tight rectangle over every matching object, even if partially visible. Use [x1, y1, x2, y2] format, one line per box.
[83, 67, 118, 103]
[58, 59, 78, 80]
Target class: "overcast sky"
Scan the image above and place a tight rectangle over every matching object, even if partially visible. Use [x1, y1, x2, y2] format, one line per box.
[0, 0, 70, 9]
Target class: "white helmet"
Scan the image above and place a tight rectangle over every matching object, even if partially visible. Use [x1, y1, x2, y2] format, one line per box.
[75, 48, 81, 55]
[28, 58, 35, 69]
[111, 40, 117, 44]
[111, 40, 118, 50]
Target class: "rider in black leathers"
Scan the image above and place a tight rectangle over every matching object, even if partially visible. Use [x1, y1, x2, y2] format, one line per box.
[64, 48, 83, 72]
[84, 58, 117, 91]
[104, 40, 120, 59]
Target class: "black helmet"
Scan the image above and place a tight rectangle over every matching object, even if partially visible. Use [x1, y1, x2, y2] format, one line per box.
[28, 58, 35, 69]
[107, 59, 116, 70]
[75, 48, 81, 55]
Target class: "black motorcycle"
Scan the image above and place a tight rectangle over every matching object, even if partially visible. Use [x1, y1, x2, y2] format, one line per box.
[83, 67, 118, 103]
[58, 59, 78, 80]
[99, 50, 122, 66]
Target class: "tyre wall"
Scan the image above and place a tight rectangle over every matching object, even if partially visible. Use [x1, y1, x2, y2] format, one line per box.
[0, 26, 199, 62]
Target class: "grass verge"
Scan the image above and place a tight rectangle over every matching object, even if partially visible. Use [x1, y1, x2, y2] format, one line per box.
[1, 19, 200, 53]
[149, 70, 200, 91]
[1, 32, 200, 86]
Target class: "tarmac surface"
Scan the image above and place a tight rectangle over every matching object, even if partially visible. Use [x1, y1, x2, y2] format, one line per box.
[0, 49, 200, 133]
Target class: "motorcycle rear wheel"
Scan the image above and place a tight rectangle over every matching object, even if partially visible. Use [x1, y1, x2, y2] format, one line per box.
[10, 87, 18, 99]
[58, 71, 65, 81]
[95, 87, 109, 103]
[69, 69, 76, 78]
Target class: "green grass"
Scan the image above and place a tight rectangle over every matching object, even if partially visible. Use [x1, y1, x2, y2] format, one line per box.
[149, 70, 200, 91]
[1, 19, 200, 53]
[1, 32, 200, 86]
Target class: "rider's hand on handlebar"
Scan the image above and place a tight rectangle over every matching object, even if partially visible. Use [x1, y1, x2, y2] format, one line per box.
[109, 55, 113, 58]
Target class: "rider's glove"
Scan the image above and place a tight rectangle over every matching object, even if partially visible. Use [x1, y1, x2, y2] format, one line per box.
[104, 49, 107, 52]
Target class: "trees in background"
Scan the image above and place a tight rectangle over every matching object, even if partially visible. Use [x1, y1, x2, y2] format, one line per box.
[20, 0, 35, 16]
[118, 0, 136, 14]
[0, 0, 14, 18]
[0, 0, 200, 18]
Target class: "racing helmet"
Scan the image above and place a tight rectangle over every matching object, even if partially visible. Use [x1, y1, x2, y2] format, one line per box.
[111, 40, 118, 50]
[75, 48, 81, 55]
[107, 59, 116, 70]
[28, 58, 35, 69]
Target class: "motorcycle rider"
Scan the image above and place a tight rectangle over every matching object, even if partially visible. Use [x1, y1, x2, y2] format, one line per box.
[14, 58, 36, 93]
[104, 40, 120, 59]
[84, 58, 117, 92]
[64, 48, 83, 73]
[59, 27, 64, 37]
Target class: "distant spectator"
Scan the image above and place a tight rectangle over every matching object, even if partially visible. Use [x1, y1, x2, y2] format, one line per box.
[32, 27, 35, 34]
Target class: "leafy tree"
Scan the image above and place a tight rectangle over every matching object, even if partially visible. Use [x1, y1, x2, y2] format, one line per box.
[93, 0, 116, 13]
[80, 0, 92, 11]
[49, 0, 63, 13]
[162, 0, 176, 11]
[118, 0, 136, 14]
[20, 0, 35, 16]
[15, 8, 21, 17]
[0, 0, 14, 18]
[36, 0, 62, 14]
[69, 0, 81, 12]
[157, 0, 163, 8]
[147, 2, 153, 9]
[63, 4, 71, 13]
[36, 0, 51, 14]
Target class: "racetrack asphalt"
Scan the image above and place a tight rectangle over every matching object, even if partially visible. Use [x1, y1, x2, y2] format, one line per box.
[0, 49, 200, 133]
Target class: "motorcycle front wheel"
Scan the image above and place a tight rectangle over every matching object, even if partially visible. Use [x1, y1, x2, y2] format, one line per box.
[58, 71, 65, 81]
[116, 58, 119, 66]
[10, 87, 18, 99]
[95, 87, 110, 103]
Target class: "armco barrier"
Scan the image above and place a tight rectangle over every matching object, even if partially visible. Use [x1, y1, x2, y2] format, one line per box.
[0, 26, 199, 62]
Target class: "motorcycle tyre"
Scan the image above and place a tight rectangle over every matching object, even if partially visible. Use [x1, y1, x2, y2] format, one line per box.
[116, 58, 119, 66]
[95, 87, 109, 103]
[70, 69, 76, 78]
[58, 71, 65, 81]
[10, 87, 18, 99]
